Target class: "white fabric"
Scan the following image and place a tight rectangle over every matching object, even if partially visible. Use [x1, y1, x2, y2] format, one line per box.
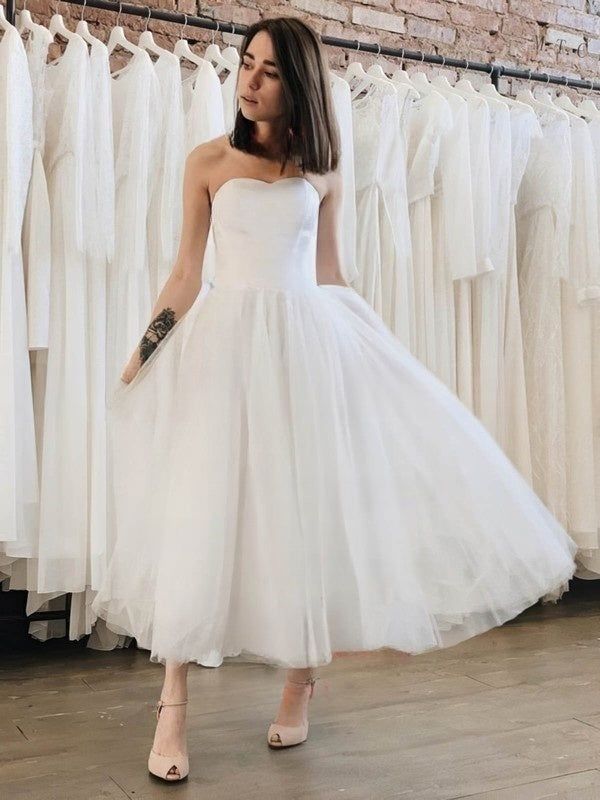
[91, 177, 577, 669]
[0, 24, 38, 558]
[515, 96, 572, 527]
[182, 59, 225, 155]
[107, 50, 161, 394]
[405, 89, 453, 373]
[148, 51, 185, 301]
[221, 63, 238, 133]
[329, 71, 358, 285]
[351, 80, 414, 349]
[21, 23, 52, 351]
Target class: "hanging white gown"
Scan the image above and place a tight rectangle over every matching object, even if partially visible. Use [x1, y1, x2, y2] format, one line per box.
[91, 177, 577, 669]
[554, 103, 600, 549]
[515, 99, 572, 527]
[35, 34, 91, 591]
[351, 81, 414, 349]
[448, 80, 494, 415]
[0, 24, 37, 559]
[578, 115, 600, 574]
[496, 97, 542, 486]
[182, 58, 225, 155]
[471, 88, 512, 440]
[329, 71, 358, 286]
[411, 73, 479, 399]
[21, 22, 52, 351]
[148, 51, 185, 301]
[107, 50, 161, 393]
[404, 89, 453, 373]
[221, 62, 239, 132]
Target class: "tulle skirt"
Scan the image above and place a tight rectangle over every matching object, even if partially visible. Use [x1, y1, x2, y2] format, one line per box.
[91, 282, 577, 668]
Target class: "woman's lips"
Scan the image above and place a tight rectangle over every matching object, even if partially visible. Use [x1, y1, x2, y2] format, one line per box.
[241, 96, 258, 104]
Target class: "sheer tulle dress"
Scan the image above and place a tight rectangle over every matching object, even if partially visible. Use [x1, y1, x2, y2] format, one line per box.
[91, 177, 577, 669]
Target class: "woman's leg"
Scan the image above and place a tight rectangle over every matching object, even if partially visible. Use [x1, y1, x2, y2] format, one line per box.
[273, 666, 318, 727]
[152, 661, 189, 779]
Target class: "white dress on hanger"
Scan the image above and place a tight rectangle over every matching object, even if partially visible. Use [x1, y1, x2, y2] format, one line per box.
[329, 71, 358, 286]
[36, 34, 91, 591]
[411, 74, 479, 400]
[471, 88, 512, 440]
[515, 98, 572, 527]
[351, 81, 414, 349]
[91, 177, 576, 669]
[107, 50, 161, 393]
[221, 63, 239, 132]
[554, 105, 600, 549]
[447, 80, 494, 415]
[497, 99, 542, 486]
[578, 116, 600, 574]
[0, 24, 37, 559]
[182, 58, 226, 155]
[21, 22, 52, 351]
[148, 51, 185, 301]
[405, 89, 453, 371]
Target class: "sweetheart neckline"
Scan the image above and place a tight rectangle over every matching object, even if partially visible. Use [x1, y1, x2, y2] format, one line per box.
[210, 176, 321, 207]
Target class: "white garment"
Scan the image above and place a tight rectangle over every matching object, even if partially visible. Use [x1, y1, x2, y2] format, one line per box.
[352, 80, 414, 349]
[221, 63, 238, 132]
[516, 97, 572, 527]
[182, 59, 225, 155]
[91, 177, 577, 669]
[496, 97, 542, 485]
[411, 73, 479, 401]
[0, 24, 38, 558]
[329, 72, 358, 286]
[107, 50, 161, 393]
[21, 22, 52, 350]
[446, 79, 494, 416]
[555, 105, 600, 548]
[36, 34, 91, 591]
[148, 51, 185, 301]
[405, 89, 452, 371]
[471, 87, 512, 439]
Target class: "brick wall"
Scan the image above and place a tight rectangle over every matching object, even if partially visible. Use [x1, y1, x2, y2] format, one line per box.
[24, 0, 600, 93]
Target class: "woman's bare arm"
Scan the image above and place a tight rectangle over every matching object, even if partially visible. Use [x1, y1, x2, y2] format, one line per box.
[121, 146, 212, 383]
[315, 169, 350, 287]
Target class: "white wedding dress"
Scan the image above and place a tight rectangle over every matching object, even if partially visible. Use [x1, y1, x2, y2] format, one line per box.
[91, 177, 577, 669]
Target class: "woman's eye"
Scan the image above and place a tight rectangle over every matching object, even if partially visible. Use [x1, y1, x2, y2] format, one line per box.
[265, 72, 279, 78]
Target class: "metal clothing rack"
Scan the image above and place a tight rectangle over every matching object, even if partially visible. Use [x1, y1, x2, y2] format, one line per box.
[6, 0, 600, 93]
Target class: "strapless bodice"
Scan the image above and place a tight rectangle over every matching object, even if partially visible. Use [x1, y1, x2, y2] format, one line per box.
[209, 177, 320, 291]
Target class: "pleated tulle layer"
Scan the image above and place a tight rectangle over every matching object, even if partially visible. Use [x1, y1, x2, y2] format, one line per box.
[91, 283, 577, 668]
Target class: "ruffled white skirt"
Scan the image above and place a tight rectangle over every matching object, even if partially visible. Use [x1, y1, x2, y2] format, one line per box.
[91, 283, 577, 668]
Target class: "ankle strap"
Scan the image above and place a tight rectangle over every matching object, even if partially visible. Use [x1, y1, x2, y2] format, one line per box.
[287, 676, 318, 686]
[155, 698, 188, 719]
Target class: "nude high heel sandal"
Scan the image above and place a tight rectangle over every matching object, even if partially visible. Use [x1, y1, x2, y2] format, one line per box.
[148, 698, 190, 782]
[267, 676, 318, 748]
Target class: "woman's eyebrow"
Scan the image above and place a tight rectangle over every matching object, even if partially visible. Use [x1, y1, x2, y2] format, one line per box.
[244, 51, 278, 68]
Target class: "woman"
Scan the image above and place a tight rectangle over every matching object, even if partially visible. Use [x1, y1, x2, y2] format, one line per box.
[91, 16, 577, 783]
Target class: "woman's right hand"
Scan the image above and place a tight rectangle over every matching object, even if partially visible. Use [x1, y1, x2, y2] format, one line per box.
[120, 350, 142, 385]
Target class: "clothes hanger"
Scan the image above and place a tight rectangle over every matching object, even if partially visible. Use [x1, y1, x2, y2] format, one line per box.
[173, 13, 206, 68]
[48, 7, 80, 42]
[344, 40, 378, 100]
[75, 0, 101, 47]
[455, 61, 478, 93]
[579, 77, 600, 118]
[107, 1, 145, 58]
[555, 76, 587, 117]
[534, 72, 558, 107]
[431, 55, 455, 91]
[17, 0, 49, 40]
[138, 7, 172, 60]
[408, 52, 432, 92]
[366, 45, 388, 80]
[391, 49, 417, 90]
[204, 22, 233, 75]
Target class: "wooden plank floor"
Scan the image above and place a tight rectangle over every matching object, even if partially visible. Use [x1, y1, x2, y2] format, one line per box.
[3, 587, 600, 799]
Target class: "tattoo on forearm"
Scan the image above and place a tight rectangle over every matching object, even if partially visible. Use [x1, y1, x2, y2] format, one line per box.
[138, 308, 177, 364]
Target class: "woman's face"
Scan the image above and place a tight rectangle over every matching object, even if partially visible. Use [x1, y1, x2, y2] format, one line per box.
[237, 31, 284, 123]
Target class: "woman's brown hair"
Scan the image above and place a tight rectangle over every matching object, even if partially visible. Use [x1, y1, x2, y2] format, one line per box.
[230, 16, 341, 175]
